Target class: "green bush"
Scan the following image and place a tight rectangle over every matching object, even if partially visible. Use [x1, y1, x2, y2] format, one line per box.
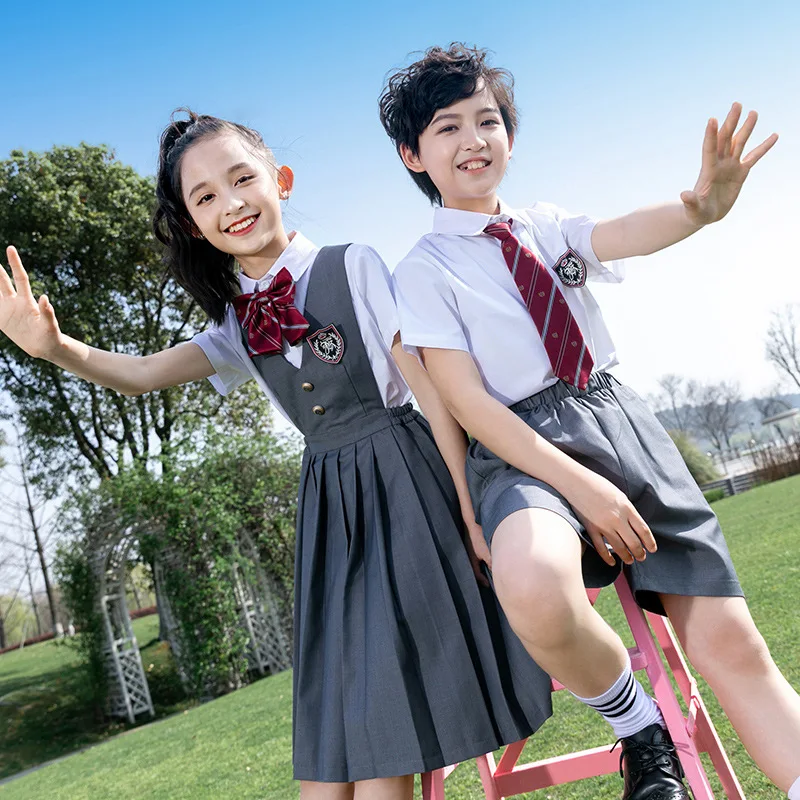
[703, 488, 726, 504]
[668, 431, 720, 485]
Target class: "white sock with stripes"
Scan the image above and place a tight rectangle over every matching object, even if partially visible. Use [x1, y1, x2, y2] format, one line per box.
[572, 659, 664, 739]
[788, 775, 800, 799]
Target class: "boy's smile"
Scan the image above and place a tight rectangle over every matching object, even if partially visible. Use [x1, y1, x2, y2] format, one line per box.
[401, 83, 512, 214]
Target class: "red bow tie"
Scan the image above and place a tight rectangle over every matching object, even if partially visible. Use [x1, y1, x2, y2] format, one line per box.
[233, 267, 310, 357]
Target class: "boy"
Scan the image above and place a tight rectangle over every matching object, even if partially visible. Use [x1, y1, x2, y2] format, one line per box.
[380, 43, 800, 800]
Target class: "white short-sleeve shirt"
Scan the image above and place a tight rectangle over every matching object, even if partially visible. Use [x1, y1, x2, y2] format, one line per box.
[192, 232, 411, 426]
[391, 200, 625, 407]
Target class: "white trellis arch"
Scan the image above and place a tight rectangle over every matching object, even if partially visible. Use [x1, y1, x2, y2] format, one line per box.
[92, 522, 292, 724]
[93, 525, 154, 724]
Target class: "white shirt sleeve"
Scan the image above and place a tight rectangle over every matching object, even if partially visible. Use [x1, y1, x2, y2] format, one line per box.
[536, 202, 625, 284]
[392, 252, 470, 356]
[345, 244, 399, 350]
[191, 322, 252, 396]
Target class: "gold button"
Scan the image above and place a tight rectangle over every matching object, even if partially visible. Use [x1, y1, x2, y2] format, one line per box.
[312, 405, 325, 416]
[302, 382, 314, 392]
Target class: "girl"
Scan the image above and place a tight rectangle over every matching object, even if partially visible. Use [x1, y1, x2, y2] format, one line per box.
[0, 112, 555, 800]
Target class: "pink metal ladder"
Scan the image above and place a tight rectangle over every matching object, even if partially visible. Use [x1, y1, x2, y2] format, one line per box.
[422, 574, 746, 799]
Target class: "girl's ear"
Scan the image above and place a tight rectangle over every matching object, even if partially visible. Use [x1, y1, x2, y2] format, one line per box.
[278, 165, 295, 200]
[399, 144, 426, 174]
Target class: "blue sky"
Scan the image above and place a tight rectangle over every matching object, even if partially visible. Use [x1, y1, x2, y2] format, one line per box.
[3, 0, 799, 396]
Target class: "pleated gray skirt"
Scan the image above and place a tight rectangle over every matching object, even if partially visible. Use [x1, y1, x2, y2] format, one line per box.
[292, 405, 553, 783]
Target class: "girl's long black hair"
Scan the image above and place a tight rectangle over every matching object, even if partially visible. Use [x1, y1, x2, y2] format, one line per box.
[152, 109, 275, 325]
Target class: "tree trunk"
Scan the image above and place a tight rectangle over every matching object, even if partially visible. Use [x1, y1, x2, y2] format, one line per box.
[26, 560, 42, 637]
[0, 615, 6, 650]
[18, 441, 60, 635]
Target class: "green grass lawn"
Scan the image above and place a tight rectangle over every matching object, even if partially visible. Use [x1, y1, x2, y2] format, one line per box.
[0, 614, 191, 782]
[2, 475, 799, 799]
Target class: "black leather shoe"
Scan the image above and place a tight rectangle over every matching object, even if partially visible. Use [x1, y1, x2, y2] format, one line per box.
[618, 724, 691, 800]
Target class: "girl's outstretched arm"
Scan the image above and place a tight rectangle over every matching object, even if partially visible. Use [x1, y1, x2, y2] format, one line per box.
[1, 246, 214, 396]
[392, 335, 491, 585]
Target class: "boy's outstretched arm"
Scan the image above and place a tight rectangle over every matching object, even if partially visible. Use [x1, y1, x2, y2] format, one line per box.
[591, 103, 778, 262]
[0, 246, 214, 395]
[420, 347, 657, 567]
[392, 336, 491, 585]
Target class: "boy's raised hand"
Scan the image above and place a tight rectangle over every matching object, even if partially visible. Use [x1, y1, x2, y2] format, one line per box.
[681, 102, 778, 226]
[0, 246, 63, 359]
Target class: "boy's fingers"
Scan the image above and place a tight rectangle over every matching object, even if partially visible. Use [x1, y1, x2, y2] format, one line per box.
[701, 118, 718, 171]
[588, 530, 618, 566]
[742, 133, 779, 168]
[680, 190, 699, 210]
[717, 102, 741, 158]
[731, 110, 758, 159]
[618, 525, 646, 561]
[629, 512, 657, 553]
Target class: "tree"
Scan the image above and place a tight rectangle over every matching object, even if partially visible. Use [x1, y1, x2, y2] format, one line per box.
[0, 423, 63, 635]
[766, 305, 800, 390]
[0, 144, 263, 492]
[692, 381, 744, 452]
[650, 374, 697, 434]
[668, 431, 719, 485]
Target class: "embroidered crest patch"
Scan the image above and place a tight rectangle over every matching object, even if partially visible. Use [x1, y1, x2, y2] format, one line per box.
[306, 324, 344, 364]
[554, 249, 587, 287]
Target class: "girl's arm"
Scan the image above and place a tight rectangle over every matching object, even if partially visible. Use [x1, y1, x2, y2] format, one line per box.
[1, 246, 214, 395]
[392, 336, 491, 584]
[591, 103, 777, 262]
[419, 347, 656, 567]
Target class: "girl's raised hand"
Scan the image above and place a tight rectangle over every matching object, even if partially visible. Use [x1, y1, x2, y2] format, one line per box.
[681, 102, 778, 226]
[0, 246, 63, 359]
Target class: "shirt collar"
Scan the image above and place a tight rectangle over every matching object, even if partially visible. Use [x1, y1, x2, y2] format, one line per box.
[237, 231, 319, 294]
[431, 198, 516, 236]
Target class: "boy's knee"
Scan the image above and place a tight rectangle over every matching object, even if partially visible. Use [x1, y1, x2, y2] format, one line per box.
[683, 615, 772, 680]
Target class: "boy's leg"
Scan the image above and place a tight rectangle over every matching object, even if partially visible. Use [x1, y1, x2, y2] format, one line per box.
[492, 508, 629, 695]
[662, 593, 800, 793]
[492, 508, 690, 799]
[300, 781, 355, 799]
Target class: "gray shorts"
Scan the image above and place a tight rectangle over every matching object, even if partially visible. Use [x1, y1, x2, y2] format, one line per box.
[465, 372, 743, 615]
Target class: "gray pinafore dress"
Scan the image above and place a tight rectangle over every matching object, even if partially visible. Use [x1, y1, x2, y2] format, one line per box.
[247, 245, 553, 783]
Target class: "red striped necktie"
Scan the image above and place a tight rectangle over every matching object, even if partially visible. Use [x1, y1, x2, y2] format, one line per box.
[484, 221, 594, 390]
[233, 267, 310, 357]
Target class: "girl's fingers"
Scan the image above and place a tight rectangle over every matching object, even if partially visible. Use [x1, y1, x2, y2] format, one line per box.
[731, 110, 758, 160]
[0, 262, 14, 298]
[6, 246, 32, 296]
[742, 133, 779, 168]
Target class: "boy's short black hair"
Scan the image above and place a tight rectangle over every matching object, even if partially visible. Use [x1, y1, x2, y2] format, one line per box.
[379, 43, 518, 206]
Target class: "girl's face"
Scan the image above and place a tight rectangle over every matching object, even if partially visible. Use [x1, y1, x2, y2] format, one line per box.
[400, 83, 512, 215]
[180, 133, 293, 271]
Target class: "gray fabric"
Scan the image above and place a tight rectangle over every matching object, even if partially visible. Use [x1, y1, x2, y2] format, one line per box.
[466, 372, 743, 616]
[249, 246, 553, 783]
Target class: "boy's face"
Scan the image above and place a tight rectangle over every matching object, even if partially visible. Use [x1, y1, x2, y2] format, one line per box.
[401, 83, 512, 214]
